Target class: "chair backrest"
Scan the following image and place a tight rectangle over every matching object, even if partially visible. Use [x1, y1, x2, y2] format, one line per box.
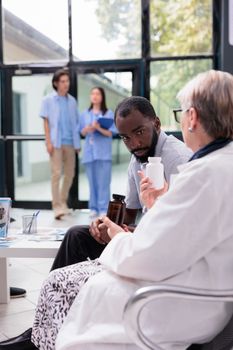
[188, 313, 233, 350]
[124, 285, 233, 350]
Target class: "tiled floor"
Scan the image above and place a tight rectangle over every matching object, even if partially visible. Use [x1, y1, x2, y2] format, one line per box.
[0, 208, 92, 341]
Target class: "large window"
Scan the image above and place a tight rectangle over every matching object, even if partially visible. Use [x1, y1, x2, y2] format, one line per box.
[150, 0, 212, 56]
[149, 0, 213, 128]
[71, 0, 141, 60]
[150, 59, 213, 130]
[77, 72, 132, 112]
[14, 140, 51, 201]
[2, 0, 69, 63]
[12, 74, 53, 135]
[0, 0, 215, 208]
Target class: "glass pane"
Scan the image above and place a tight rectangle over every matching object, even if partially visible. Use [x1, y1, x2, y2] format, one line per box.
[78, 71, 133, 201]
[78, 139, 131, 201]
[150, 59, 213, 130]
[150, 0, 212, 56]
[78, 72, 132, 112]
[72, 0, 141, 60]
[14, 139, 131, 203]
[12, 74, 53, 135]
[3, 0, 69, 63]
[14, 141, 51, 201]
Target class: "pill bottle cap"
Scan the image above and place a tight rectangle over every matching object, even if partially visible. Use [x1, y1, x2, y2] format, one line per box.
[148, 157, 161, 163]
[112, 194, 126, 201]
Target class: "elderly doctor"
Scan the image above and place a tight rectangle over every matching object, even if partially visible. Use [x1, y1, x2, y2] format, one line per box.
[2, 70, 233, 350]
[54, 70, 233, 350]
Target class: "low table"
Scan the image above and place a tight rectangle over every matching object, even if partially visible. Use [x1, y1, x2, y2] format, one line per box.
[0, 230, 62, 304]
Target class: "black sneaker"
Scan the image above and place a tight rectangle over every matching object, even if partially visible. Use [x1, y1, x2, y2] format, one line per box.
[0, 328, 37, 349]
[10, 287, 26, 299]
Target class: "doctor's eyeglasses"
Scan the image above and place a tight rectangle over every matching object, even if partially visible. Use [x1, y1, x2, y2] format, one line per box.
[173, 108, 190, 123]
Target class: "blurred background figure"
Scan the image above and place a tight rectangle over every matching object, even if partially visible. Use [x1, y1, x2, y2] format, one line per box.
[40, 69, 80, 220]
[80, 87, 116, 218]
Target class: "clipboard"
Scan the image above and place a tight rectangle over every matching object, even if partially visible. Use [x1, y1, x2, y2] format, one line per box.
[98, 117, 114, 129]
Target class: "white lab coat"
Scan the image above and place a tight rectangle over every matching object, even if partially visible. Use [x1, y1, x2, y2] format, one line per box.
[56, 142, 233, 350]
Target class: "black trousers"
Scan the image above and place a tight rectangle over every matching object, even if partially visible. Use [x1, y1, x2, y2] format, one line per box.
[51, 225, 106, 271]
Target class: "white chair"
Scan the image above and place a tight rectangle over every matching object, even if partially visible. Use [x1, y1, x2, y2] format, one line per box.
[123, 285, 233, 350]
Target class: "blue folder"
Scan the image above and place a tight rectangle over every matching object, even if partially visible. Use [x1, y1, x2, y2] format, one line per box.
[98, 117, 114, 129]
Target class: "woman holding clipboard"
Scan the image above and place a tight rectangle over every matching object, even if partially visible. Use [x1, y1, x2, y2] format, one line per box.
[80, 87, 116, 218]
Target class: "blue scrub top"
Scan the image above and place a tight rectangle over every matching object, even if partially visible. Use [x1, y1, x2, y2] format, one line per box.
[40, 91, 80, 149]
[80, 109, 117, 164]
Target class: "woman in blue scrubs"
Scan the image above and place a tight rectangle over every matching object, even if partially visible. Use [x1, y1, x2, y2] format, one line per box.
[80, 87, 116, 218]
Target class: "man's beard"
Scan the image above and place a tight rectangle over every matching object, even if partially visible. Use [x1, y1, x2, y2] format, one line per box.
[131, 131, 158, 163]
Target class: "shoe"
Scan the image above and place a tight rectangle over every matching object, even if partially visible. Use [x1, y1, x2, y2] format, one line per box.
[0, 328, 37, 349]
[54, 209, 65, 220]
[10, 287, 26, 299]
[61, 205, 73, 215]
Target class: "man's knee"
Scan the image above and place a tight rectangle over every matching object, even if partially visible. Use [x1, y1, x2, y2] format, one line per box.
[51, 169, 61, 183]
[64, 225, 90, 244]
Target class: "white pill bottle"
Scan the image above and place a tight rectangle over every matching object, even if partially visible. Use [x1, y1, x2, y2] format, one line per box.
[146, 157, 164, 190]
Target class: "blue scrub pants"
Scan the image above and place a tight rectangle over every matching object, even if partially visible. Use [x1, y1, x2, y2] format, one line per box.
[84, 160, 112, 214]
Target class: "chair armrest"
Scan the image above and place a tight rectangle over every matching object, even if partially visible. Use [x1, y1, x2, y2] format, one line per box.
[123, 285, 233, 350]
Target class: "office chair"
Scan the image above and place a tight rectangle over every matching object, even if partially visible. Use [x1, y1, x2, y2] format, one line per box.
[123, 285, 233, 350]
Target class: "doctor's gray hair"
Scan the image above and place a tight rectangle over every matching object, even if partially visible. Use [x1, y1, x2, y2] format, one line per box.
[177, 70, 233, 139]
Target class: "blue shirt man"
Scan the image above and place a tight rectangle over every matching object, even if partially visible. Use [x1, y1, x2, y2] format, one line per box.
[40, 69, 80, 220]
[40, 92, 80, 150]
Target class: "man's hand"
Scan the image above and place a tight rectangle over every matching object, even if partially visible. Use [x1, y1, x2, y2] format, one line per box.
[138, 170, 168, 209]
[124, 224, 136, 233]
[46, 142, 54, 155]
[89, 217, 111, 245]
[103, 217, 127, 240]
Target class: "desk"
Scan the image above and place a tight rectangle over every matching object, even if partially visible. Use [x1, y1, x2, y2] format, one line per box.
[0, 235, 61, 304]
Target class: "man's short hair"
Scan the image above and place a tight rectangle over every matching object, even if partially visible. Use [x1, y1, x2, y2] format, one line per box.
[52, 69, 70, 91]
[114, 96, 157, 121]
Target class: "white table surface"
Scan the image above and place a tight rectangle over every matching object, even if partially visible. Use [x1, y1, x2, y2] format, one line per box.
[0, 227, 63, 303]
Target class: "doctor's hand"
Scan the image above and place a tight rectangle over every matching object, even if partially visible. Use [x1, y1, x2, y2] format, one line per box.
[103, 217, 127, 240]
[92, 120, 101, 130]
[83, 125, 95, 135]
[89, 217, 111, 245]
[138, 171, 168, 209]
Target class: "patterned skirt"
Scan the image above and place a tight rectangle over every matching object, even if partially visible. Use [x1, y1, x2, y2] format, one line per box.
[31, 259, 103, 350]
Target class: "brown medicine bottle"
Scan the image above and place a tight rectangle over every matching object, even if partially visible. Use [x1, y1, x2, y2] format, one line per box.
[107, 194, 126, 225]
